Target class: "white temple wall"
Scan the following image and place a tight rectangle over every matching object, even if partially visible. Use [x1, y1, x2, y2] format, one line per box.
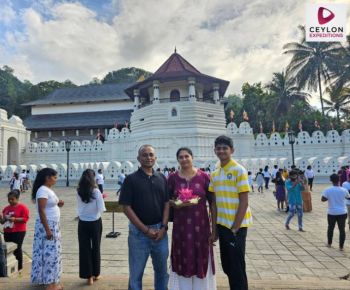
[31, 101, 133, 115]
[0, 109, 30, 165]
[1, 107, 350, 187]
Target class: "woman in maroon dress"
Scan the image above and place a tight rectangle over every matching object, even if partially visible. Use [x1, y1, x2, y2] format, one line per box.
[168, 147, 217, 290]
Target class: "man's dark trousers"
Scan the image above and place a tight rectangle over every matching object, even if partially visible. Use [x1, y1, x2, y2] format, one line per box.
[217, 224, 248, 290]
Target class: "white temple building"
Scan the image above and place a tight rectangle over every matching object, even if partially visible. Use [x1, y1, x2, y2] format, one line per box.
[0, 51, 349, 185]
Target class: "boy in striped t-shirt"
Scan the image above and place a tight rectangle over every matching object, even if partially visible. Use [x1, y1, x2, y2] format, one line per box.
[209, 135, 252, 290]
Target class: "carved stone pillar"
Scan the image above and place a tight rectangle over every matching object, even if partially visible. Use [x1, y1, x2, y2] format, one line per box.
[188, 77, 196, 103]
[133, 89, 140, 111]
[213, 83, 220, 104]
[153, 81, 160, 104]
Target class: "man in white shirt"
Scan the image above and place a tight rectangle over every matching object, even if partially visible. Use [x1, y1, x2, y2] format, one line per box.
[19, 170, 27, 192]
[342, 174, 350, 230]
[322, 174, 350, 250]
[272, 165, 279, 179]
[305, 165, 315, 191]
[96, 169, 104, 193]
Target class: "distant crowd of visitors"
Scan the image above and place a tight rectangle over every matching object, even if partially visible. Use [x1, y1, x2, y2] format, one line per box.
[1, 135, 350, 290]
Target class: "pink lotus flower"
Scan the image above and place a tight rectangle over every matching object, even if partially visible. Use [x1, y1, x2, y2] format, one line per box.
[177, 188, 198, 202]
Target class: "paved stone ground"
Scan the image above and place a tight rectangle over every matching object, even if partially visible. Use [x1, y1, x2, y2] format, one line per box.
[1, 183, 350, 289]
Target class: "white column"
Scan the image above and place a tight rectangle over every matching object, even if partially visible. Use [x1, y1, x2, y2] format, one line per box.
[34, 132, 38, 139]
[153, 81, 160, 104]
[76, 130, 79, 136]
[213, 83, 220, 104]
[62, 130, 65, 137]
[48, 131, 52, 137]
[188, 77, 196, 103]
[90, 129, 94, 136]
[105, 128, 108, 137]
[133, 89, 140, 111]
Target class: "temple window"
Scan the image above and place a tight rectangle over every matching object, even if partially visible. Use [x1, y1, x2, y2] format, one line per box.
[171, 108, 177, 117]
[170, 89, 180, 102]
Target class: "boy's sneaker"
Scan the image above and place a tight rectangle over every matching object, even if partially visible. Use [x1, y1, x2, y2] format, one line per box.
[285, 225, 290, 230]
[299, 228, 305, 232]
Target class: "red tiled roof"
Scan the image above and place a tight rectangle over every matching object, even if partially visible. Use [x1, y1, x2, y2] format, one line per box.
[125, 52, 230, 99]
[153, 52, 201, 76]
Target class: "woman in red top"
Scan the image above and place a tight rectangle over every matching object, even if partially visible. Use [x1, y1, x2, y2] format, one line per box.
[0, 189, 30, 271]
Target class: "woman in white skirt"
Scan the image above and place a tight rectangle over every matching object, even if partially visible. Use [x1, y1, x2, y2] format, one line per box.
[31, 168, 64, 290]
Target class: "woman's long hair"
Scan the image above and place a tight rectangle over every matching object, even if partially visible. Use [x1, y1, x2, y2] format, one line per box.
[32, 168, 58, 201]
[77, 169, 97, 203]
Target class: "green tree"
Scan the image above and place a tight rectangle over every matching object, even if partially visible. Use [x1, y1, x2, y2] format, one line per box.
[224, 94, 243, 123]
[102, 67, 152, 84]
[241, 82, 276, 133]
[283, 26, 343, 116]
[323, 85, 350, 123]
[331, 35, 350, 88]
[266, 71, 310, 117]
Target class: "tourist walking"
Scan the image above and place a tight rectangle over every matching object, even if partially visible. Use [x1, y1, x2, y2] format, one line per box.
[263, 166, 271, 189]
[275, 171, 286, 211]
[305, 165, 315, 191]
[77, 169, 106, 285]
[10, 173, 21, 191]
[19, 170, 27, 192]
[0, 190, 30, 271]
[342, 174, 350, 230]
[322, 174, 349, 250]
[285, 170, 307, 231]
[168, 147, 217, 290]
[255, 169, 264, 193]
[96, 169, 104, 193]
[31, 168, 64, 290]
[271, 165, 279, 180]
[116, 169, 126, 196]
[209, 135, 252, 290]
[119, 145, 169, 290]
[340, 166, 348, 185]
[248, 171, 254, 192]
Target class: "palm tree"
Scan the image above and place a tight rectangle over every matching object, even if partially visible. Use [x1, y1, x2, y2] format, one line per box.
[266, 71, 310, 116]
[331, 35, 350, 88]
[324, 85, 350, 123]
[283, 26, 343, 116]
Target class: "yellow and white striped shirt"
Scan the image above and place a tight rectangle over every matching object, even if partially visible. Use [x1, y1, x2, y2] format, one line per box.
[209, 159, 253, 229]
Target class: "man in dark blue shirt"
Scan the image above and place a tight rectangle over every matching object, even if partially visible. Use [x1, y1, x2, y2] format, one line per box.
[119, 144, 169, 290]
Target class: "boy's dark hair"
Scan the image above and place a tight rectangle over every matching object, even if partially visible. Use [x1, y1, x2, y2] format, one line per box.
[98, 169, 102, 173]
[8, 189, 20, 199]
[330, 173, 339, 184]
[248, 171, 252, 175]
[214, 135, 233, 149]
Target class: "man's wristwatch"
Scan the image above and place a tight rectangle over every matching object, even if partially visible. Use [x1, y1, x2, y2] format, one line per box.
[160, 223, 168, 231]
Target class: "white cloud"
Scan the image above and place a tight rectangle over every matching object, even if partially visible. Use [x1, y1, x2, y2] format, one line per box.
[2, 0, 349, 109]
[0, 2, 16, 25]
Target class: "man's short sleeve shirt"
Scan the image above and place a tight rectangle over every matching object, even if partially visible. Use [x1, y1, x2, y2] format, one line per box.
[209, 159, 252, 229]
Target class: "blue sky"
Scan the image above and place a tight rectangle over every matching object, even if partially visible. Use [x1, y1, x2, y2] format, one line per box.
[0, 0, 349, 107]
